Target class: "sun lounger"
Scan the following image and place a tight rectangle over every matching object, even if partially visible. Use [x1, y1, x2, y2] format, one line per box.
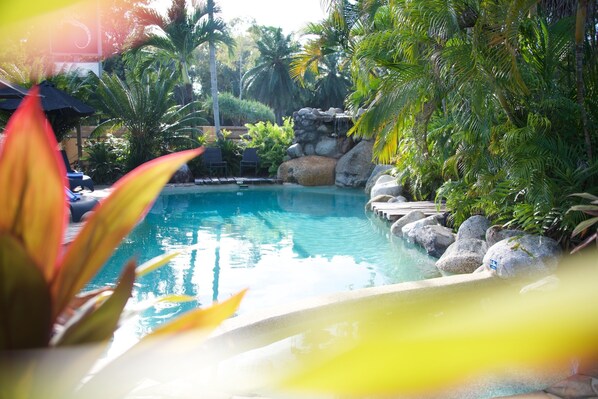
[66, 187, 99, 223]
[60, 150, 94, 192]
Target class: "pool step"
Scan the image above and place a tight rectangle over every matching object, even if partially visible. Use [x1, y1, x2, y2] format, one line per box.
[194, 177, 282, 186]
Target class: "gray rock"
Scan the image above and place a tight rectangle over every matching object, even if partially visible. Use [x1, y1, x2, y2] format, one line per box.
[297, 107, 311, 116]
[457, 215, 491, 241]
[364, 165, 394, 194]
[365, 195, 394, 211]
[390, 210, 426, 237]
[170, 163, 193, 183]
[482, 235, 562, 279]
[277, 156, 338, 186]
[414, 225, 456, 258]
[304, 143, 315, 156]
[338, 137, 353, 154]
[317, 124, 331, 134]
[389, 195, 407, 203]
[287, 143, 304, 159]
[485, 225, 524, 247]
[436, 239, 489, 274]
[315, 137, 339, 158]
[335, 140, 375, 188]
[371, 179, 402, 199]
[402, 214, 442, 242]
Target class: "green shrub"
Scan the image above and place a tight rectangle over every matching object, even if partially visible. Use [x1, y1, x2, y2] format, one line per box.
[82, 134, 128, 184]
[205, 92, 275, 125]
[217, 130, 242, 176]
[242, 118, 294, 176]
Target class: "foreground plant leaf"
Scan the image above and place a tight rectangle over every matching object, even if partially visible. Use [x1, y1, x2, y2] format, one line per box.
[0, 87, 66, 281]
[148, 289, 247, 338]
[280, 254, 598, 397]
[0, 234, 52, 350]
[52, 148, 203, 318]
[52, 261, 136, 346]
[75, 290, 247, 399]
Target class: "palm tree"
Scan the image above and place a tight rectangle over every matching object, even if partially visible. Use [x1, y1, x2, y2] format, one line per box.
[136, 0, 232, 106]
[90, 66, 204, 170]
[244, 27, 300, 124]
[207, 0, 223, 140]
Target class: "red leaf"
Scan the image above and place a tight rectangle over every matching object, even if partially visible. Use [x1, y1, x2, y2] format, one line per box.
[0, 87, 66, 282]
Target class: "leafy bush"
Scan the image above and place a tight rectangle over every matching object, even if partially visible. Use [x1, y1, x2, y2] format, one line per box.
[83, 134, 128, 184]
[205, 92, 275, 125]
[217, 130, 242, 175]
[242, 118, 294, 175]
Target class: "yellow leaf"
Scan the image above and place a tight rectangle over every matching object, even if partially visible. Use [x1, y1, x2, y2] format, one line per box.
[0, 87, 66, 282]
[147, 289, 247, 338]
[135, 252, 180, 278]
[51, 148, 203, 319]
[280, 254, 598, 397]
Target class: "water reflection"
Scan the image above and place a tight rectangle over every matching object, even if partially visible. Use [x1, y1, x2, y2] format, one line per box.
[90, 186, 439, 337]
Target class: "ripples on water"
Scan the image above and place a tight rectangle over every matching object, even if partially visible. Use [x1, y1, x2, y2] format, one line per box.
[90, 186, 438, 338]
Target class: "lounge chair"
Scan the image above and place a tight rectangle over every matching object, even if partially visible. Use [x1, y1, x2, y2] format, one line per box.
[239, 147, 259, 176]
[202, 147, 227, 176]
[60, 150, 94, 192]
[66, 188, 99, 223]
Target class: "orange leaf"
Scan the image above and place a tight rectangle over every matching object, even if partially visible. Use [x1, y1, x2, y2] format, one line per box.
[0, 87, 66, 282]
[51, 148, 203, 319]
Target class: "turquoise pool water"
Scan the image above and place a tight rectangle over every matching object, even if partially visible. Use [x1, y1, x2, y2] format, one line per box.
[90, 185, 439, 338]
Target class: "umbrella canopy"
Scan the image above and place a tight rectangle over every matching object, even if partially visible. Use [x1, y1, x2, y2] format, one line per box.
[0, 80, 94, 117]
[0, 78, 28, 99]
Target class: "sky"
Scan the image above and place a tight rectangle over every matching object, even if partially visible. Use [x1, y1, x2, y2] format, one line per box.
[153, 0, 327, 34]
[216, 0, 327, 34]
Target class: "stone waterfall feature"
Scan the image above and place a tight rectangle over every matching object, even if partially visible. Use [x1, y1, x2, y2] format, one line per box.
[278, 107, 375, 187]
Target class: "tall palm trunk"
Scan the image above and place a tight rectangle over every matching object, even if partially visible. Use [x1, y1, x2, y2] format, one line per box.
[208, 0, 223, 141]
[576, 0, 592, 161]
[181, 60, 193, 106]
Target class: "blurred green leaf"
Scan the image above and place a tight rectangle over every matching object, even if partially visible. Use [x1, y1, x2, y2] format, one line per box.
[53, 261, 136, 346]
[0, 234, 52, 350]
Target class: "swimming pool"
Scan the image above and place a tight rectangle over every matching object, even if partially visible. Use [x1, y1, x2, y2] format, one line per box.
[90, 185, 439, 339]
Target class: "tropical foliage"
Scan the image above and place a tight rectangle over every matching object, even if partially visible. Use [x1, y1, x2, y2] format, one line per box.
[83, 134, 128, 184]
[242, 118, 294, 175]
[135, 0, 233, 105]
[89, 65, 205, 170]
[311, 0, 598, 244]
[244, 27, 302, 123]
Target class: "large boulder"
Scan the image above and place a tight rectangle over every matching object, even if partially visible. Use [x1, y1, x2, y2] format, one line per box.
[402, 214, 442, 242]
[457, 215, 490, 241]
[169, 163, 193, 183]
[485, 225, 524, 247]
[414, 225, 456, 258]
[390, 210, 425, 237]
[371, 177, 402, 199]
[277, 156, 337, 186]
[364, 165, 394, 195]
[436, 239, 489, 274]
[335, 140, 375, 188]
[482, 235, 562, 279]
